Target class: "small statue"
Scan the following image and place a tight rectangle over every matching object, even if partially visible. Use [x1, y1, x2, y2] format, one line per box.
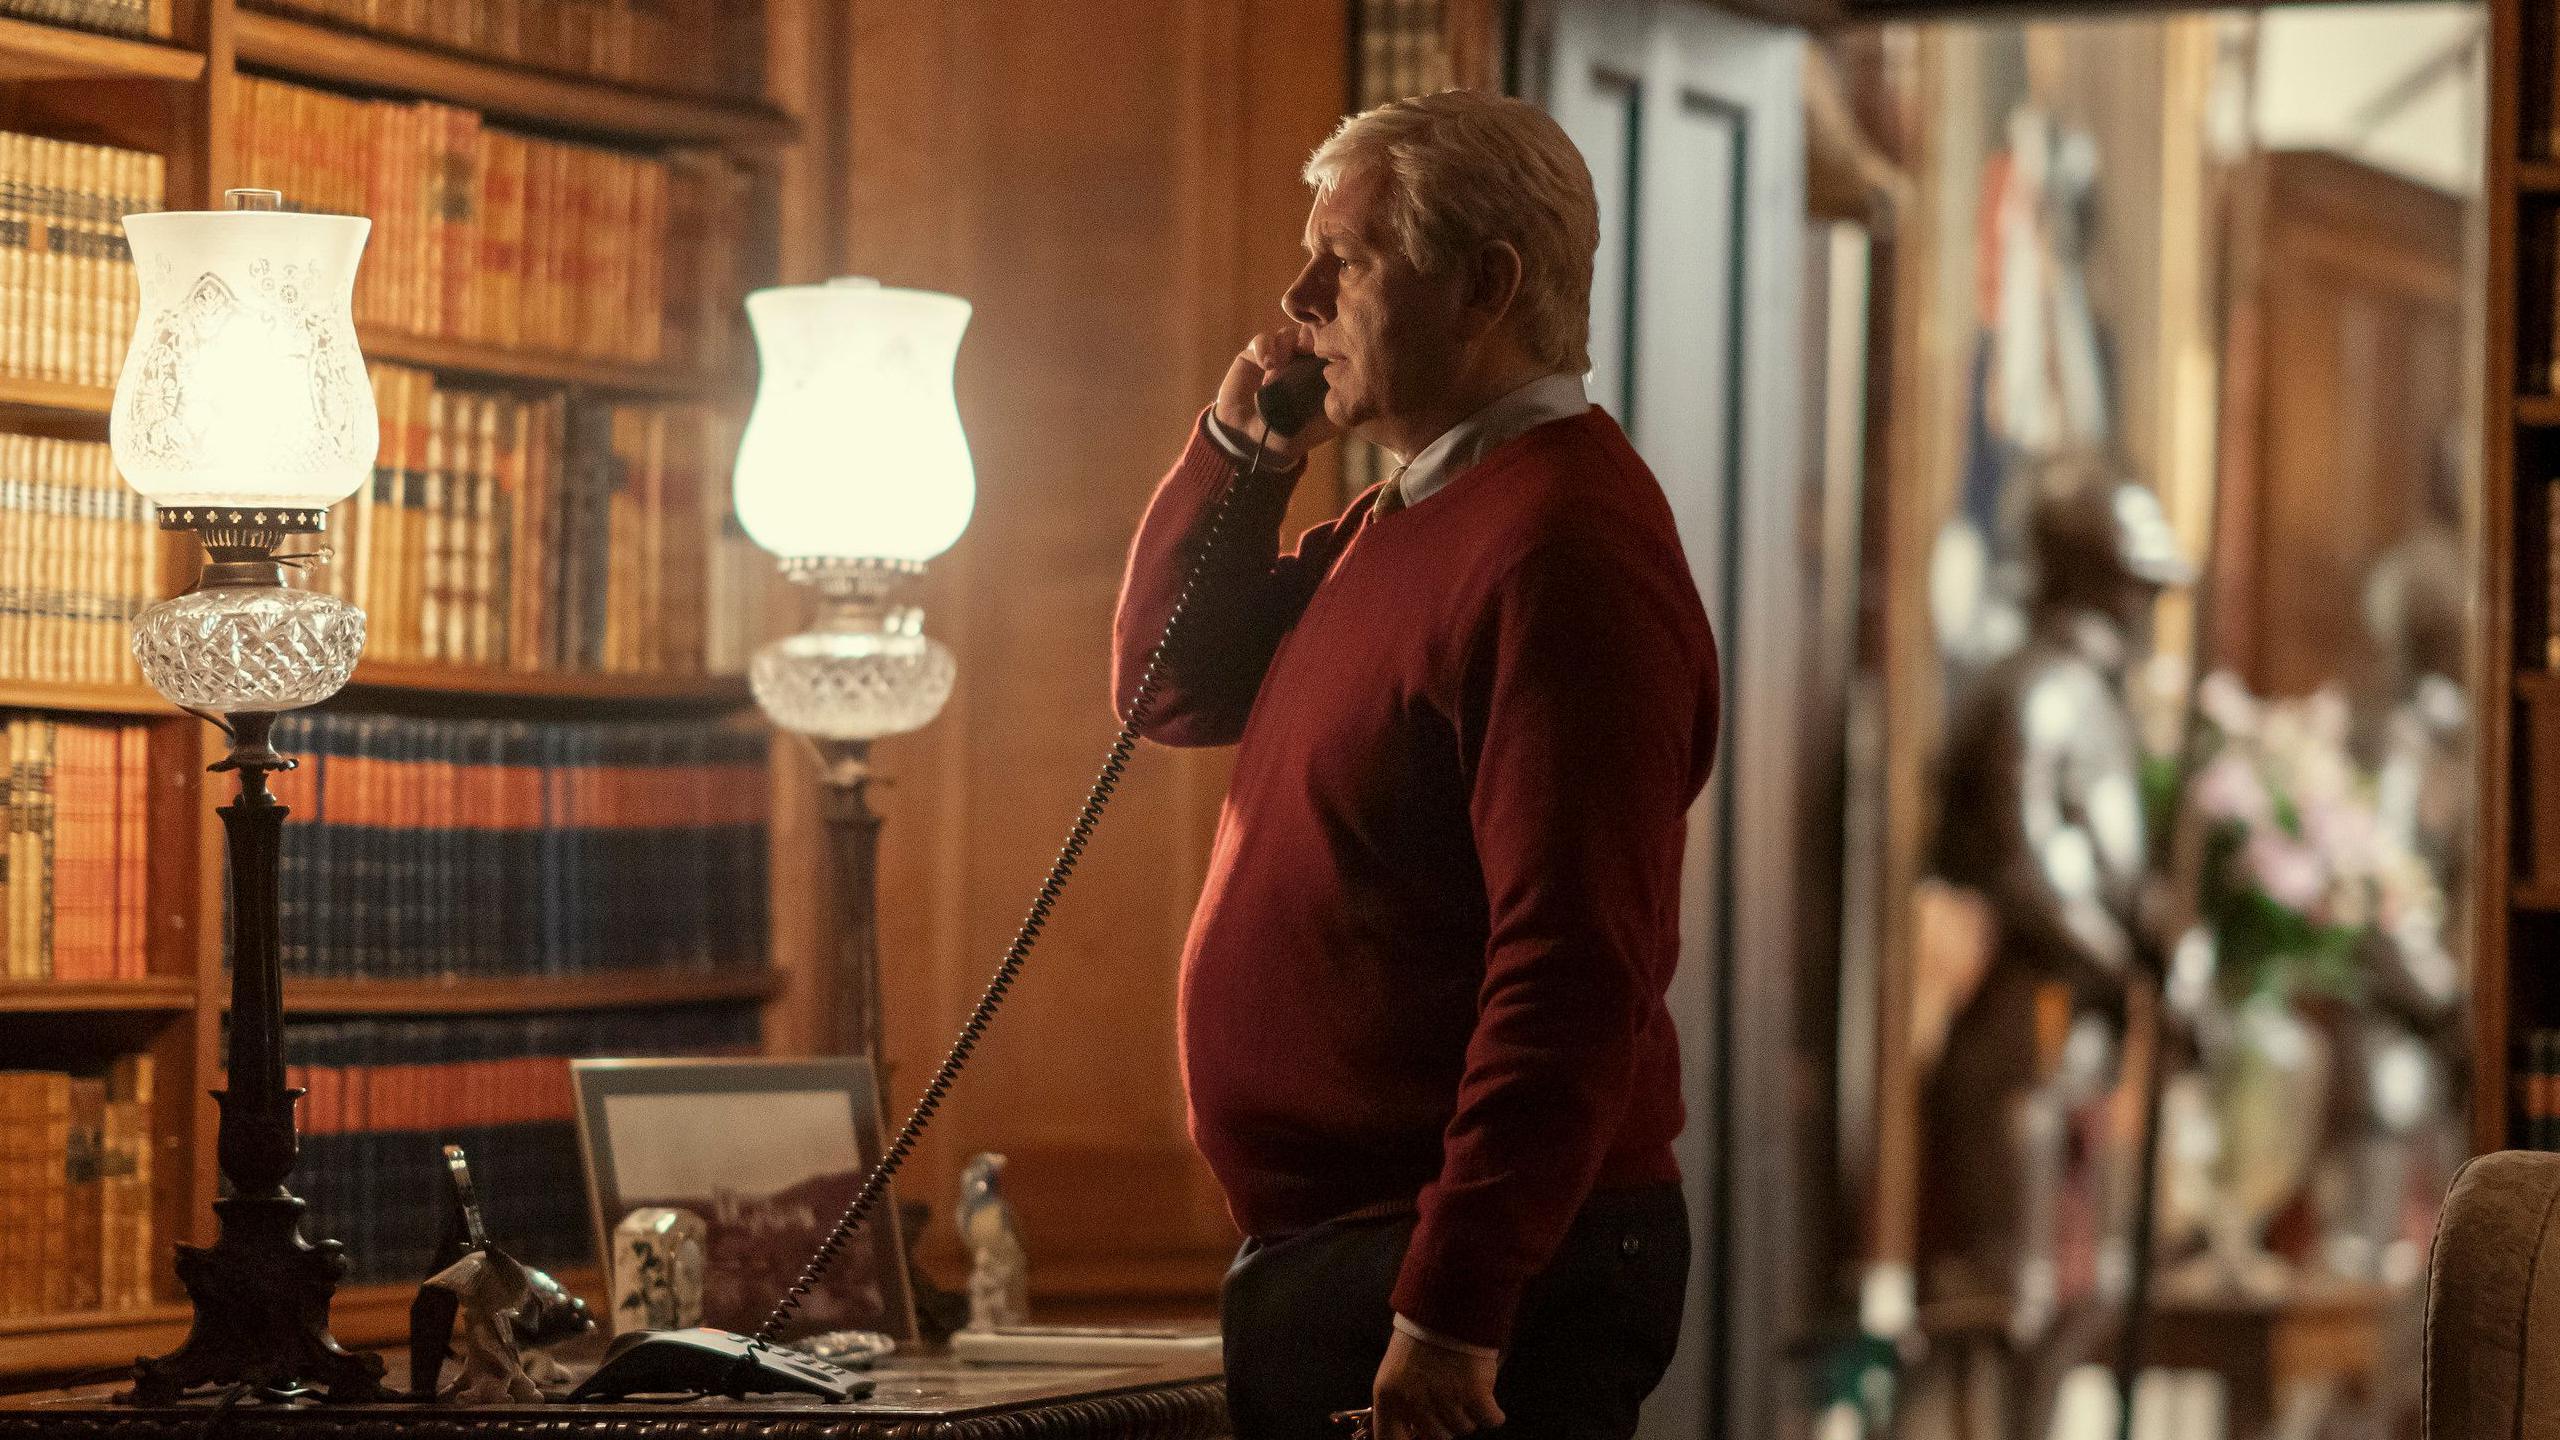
[421, 1249, 545, 1403]
[1918, 459, 2190, 1440]
[2318, 455, 2470, 1287]
[956, 1152, 1029, 1331]
[408, 1145, 593, 1402]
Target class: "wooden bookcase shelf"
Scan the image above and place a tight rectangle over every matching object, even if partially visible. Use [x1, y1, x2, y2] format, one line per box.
[344, 659, 752, 706]
[279, 969, 784, 1015]
[2518, 394, 2560, 427]
[0, 1301, 192, 1377]
[233, 10, 797, 147]
[0, 15, 202, 83]
[0, 979, 195, 1014]
[0, 373, 114, 417]
[0, 678, 169, 716]
[0, 1299, 189, 1340]
[356, 326, 740, 401]
[0, 0, 824, 1381]
[2521, 158, 2560, 194]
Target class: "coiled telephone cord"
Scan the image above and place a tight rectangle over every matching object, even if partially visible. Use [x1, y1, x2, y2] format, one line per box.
[754, 422, 1283, 1345]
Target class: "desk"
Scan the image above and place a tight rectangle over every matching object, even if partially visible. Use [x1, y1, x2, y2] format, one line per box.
[1918, 1279, 2401, 1440]
[0, 1356, 1230, 1440]
[2143, 1281, 2399, 1440]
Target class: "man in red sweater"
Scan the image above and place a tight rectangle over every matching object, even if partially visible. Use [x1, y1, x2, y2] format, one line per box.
[1112, 91, 1717, 1440]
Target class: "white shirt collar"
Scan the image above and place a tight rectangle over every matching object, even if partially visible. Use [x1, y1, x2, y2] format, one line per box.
[1390, 372, 1590, 509]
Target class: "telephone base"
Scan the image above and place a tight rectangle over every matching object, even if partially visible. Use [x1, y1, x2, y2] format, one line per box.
[565, 1328, 875, 1403]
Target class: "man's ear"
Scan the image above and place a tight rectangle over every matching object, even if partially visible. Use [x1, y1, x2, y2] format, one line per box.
[1464, 239, 1525, 333]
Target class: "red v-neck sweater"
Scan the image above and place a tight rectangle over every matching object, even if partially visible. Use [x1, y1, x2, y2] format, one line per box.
[1111, 406, 1718, 1349]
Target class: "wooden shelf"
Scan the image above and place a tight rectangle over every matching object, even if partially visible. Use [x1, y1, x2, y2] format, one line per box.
[0, 979, 194, 1013]
[0, 678, 171, 717]
[357, 326, 741, 399]
[343, 659, 752, 707]
[2522, 671, 2560, 700]
[281, 969, 784, 1016]
[0, 16, 203, 84]
[0, 372, 113, 417]
[0, 1301, 190, 1377]
[0, 1299, 188, 1341]
[2519, 395, 2560, 427]
[233, 11, 796, 148]
[2522, 159, 2560, 193]
[2516, 882, 2560, 911]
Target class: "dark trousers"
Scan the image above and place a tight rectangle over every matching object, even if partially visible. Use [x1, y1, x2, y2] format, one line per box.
[1219, 1183, 1690, 1440]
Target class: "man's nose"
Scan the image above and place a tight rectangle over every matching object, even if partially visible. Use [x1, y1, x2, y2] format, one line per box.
[1281, 265, 1330, 326]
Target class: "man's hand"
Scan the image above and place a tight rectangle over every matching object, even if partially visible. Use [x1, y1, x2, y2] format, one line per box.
[1214, 325, 1337, 462]
[1371, 1329, 1503, 1440]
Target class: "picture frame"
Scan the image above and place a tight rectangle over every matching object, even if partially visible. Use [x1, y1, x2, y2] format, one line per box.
[570, 1056, 918, 1342]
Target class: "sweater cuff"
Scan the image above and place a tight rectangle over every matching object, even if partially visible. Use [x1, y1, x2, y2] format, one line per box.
[1389, 1216, 1531, 1352]
[1204, 408, 1304, 473]
[1393, 1313, 1499, 1360]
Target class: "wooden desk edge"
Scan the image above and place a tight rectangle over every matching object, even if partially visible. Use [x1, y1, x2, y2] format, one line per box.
[0, 1360, 1228, 1437]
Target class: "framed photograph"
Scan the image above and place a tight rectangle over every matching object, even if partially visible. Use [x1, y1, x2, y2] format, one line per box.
[571, 1056, 918, 1342]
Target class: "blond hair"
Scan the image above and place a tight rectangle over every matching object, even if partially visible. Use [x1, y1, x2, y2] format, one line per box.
[1304, 90, 1598, 373]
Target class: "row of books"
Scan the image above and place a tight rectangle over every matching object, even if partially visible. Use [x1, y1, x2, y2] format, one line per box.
[0, 130, 165, 393]
[0, 435, 153, 688]
[244, 0, 764, 100]
[308, 362, 762, 676]
[0, 0, 167, 39]
[287, 1008, 760, 1283]
[2518, 1029, 2560, 1150]
[268, 712, 770, 982]
[1337, 3, 1457, 504]
[1, 717, 149, 985]
[0, 1054, 153, 1318]
[1357, 0, 1458, 106]
[2543, 477, 2560, 675]
[235, 75, 754, 366]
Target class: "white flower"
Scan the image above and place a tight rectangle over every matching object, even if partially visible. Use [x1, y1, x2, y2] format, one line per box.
[2244, 830, 2327, 912]
[2301, 798, 2380, 883]
[2198, 670, 2258, 737]
[2193, 752, 2270, 825]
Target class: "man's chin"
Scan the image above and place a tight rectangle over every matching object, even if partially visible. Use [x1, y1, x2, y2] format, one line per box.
[1326, 391, 1375, 435]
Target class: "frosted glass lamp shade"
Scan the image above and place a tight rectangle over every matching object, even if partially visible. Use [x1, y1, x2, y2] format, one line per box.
[111, 203, 376, 515]
[733, 278, 974, 564]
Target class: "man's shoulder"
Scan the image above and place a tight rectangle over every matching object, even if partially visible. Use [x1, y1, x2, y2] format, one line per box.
[1473, 415, 1687, 581]
[1467, 409, 1666, 532]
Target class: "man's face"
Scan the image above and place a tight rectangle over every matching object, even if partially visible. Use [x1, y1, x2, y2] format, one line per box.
[1280, 167, 1469, 442]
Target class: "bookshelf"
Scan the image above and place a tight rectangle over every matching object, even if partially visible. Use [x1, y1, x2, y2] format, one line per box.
[353, 324, 738, 399]
[231, 10, 795, 147]
[0, 978, 191, 1012]
[341, 659, 751, 705]
[0, 0, 825, 1382]
[2486, 0, 2558, 1154]
[279, 968, 784, 1016]
[0, 15, 200, 83]
[0, 375, 112, 416]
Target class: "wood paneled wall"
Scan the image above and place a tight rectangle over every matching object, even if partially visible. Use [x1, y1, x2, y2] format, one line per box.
[782, 1, 1349, 1308]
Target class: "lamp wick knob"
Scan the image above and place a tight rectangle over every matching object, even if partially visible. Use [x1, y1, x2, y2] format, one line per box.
[223, 187, 285, 212]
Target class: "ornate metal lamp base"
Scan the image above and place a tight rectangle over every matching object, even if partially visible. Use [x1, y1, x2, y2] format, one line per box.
[128, 1193, 385, 1405]
[124, 710, 378, 1406]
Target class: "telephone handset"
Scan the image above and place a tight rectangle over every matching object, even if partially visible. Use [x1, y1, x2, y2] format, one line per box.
[1256, 352, 1331, 440]
[571, 359, 1327, 1401]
